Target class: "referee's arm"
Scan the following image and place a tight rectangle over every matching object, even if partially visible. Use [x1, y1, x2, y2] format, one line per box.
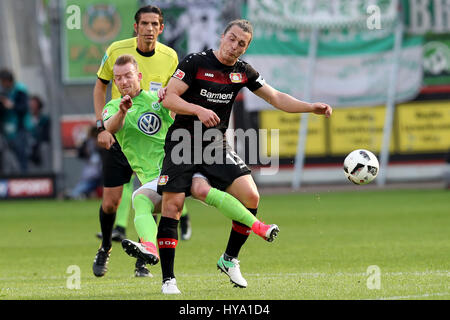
[93, 78, 109, 121]
[94, 78, 116, 149]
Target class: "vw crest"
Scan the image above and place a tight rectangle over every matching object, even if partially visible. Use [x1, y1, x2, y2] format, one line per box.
[138, 112, 161, 136]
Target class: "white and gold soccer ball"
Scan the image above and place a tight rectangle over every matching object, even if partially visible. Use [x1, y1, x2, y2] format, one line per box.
[343, 149, 379, 185]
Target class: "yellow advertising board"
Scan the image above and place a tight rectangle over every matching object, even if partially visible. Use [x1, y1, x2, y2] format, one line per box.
[397, 101, 450, 153]
[259, 111, 326, 157]
[259, 103, 449, 158]
[329, 106, 395, 155]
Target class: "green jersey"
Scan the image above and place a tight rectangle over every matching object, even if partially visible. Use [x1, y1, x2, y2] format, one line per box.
[102, 90, 173, 184]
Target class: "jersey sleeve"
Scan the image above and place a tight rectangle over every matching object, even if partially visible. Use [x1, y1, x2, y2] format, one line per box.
[245, 63, 266, 92]
[171, 54, 198, 87]
[97, 44, 115, 82]
[102, 100, 119, 122]
[169, 54, 179, 81]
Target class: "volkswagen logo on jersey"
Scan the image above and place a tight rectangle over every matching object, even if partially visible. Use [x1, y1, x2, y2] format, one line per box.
[138, 112, 161, 136]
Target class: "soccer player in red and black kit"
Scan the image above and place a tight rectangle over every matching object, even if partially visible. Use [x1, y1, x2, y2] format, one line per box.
[158, 19, 332, 294]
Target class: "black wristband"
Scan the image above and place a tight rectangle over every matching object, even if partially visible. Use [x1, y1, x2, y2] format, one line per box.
[96, 119, 105, 132]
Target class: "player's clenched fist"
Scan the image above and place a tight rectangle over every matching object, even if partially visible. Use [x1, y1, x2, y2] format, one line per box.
[97, 130, 116, 150]
[119, 95, 133, 113]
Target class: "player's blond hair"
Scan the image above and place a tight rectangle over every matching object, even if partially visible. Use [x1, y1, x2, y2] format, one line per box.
[114, 54, 139, 72]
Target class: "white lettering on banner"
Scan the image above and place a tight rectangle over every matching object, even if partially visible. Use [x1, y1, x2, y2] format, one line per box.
[410, 0, 432, 34]
[409, 0, 450, 34]
[8, 179, 53, 197]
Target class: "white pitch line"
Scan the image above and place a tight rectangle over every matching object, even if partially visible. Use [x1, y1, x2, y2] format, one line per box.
[1, 270, 448, 282]
[370, 292, 450, 300]
[242, 271, 450, 277]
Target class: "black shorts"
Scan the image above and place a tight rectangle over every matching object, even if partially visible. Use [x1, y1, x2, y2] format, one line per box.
[157, 139, 251, 196]
[100, 142, 133, 188]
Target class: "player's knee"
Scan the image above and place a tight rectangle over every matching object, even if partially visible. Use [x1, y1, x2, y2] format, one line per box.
[243, 190, 260, 209]
[102, 198, 120, 213]
[162, 197, 184, 219]
[190, 182, 210, 201]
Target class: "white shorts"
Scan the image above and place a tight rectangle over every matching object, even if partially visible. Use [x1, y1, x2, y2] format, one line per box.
[131, 177, 159, 208]
[192, 172, 209, 183]
[132, 172, 208, 207]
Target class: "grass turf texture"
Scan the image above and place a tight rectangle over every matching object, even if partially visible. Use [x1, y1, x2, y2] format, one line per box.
[0, 188, 448, 300]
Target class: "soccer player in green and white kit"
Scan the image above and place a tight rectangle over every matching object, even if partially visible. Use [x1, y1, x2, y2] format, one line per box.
[93, 5, 192, 279]
[103, 55, 279, 293]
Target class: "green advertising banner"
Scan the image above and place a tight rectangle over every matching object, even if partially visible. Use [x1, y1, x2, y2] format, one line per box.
[422, 33, 450, 86]
[244, 0, 424, 110]
[402, 0, 450, 86]
[61, 0, 138, 83]
[154, 0, 224, 60]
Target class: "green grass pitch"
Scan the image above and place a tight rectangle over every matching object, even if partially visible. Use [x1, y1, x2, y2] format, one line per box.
[0, 188, 448, 300]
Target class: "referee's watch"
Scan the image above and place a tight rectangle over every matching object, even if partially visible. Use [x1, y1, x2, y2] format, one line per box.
[96, 119, 105, 133]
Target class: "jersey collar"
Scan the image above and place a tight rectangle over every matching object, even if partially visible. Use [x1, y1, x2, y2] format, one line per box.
[136, 47, 155, 57]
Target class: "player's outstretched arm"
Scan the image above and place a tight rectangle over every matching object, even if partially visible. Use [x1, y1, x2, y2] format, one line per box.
[162, 78, 220, 127]
[253, 83, 332, 118]
[104, 95, 132, 134]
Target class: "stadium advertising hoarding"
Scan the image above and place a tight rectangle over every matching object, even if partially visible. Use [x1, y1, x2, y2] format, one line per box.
[328, 106, 395, 156]
[259, 112, 326, 157]
[0, 177, 55, 199]
[60, 114, 96, 149]
[396, 101, 450, 153]
[61, 0, 138, 83]
[259, 102, 450, 157]
[61, 0, 224, 83]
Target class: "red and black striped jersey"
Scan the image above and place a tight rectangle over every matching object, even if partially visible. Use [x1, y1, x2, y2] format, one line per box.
[168, 49, 265, 135]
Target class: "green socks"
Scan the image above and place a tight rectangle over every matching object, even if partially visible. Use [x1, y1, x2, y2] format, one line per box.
[181, 203, 188, 217]
[204, 188, 258, 228]
[115, 178, 134, 229]
[133, 194, 157, 244]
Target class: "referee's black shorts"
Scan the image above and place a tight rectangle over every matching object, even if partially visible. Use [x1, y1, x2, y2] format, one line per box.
[100, 142, 133, 188]
[157, 139, 251, 196]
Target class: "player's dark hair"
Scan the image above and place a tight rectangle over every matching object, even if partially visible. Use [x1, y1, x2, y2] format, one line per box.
[223, 19, 253, 44]
[0, 69, 14, 83]
[134, 5, 163, 25]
